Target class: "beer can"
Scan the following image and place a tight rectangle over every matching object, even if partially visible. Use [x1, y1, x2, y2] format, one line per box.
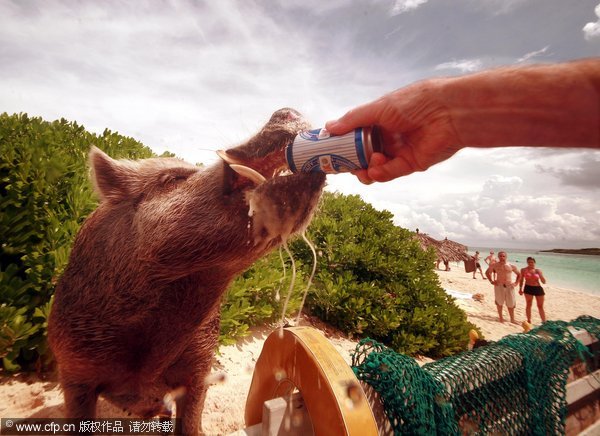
[286, 126, 382, 174]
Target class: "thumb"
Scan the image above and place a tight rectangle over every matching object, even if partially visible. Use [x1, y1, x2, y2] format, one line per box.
[325, 99, 385, 136]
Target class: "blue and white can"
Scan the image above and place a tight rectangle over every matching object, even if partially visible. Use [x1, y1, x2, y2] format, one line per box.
[286, 126, 381, 174]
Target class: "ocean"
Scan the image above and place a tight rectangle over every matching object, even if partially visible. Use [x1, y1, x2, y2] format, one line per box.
[469, 247, 600, 297]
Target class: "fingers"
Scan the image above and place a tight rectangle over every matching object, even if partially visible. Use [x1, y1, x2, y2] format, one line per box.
[351, 168, 374, 185]
[325, 98, 386, 135]
[368, 154, 417, 182]
[352, 152, 418, 184]
[350, 153, 388, 184]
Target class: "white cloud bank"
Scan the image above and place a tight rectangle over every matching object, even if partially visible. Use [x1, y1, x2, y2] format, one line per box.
[583, 3, 600, 40]
[516, 46, 550, 63]
[391, 0, 429, 15]
[2, 1, 598, 249]
[434, 59, 483, 73]
[367, 172, 600, 249]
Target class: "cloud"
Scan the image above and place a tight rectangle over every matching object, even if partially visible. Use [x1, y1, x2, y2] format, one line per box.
[391, 0, 429, 16]
[0, 1, 345, 160]
[1, 0, 598, 249]
[434, 59, 483, 73]
[366, 172, 600, 248]
[583, 3, 600, 40]
[516, 45, 550, 63]
[481, 175, 523, 199]
[536, 154, 600, 189]
[473, 0, 529, 16]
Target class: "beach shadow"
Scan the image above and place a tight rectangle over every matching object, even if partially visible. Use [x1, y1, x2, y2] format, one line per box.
[28, 404, 65, 419]
[231, 323, 274, 351]
[467, 312, 506, 323]
[27, 397, 130, 420]
[220, 312, 350, 354]
[212, 323, 274, 372]
[1, 371, 58, 386]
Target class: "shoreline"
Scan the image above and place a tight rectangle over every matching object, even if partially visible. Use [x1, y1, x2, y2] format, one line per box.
[539, 248, 600, 256]
[435, 267, 600, 341]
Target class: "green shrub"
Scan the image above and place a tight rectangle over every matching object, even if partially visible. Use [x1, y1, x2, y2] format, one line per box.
[291, 192, 477, 358]
[0, 113, 154, 371]
[1, 112, 476, 371]
[219, 249, 309, 345]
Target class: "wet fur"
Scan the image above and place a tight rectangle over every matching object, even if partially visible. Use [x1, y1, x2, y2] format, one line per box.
[48, 109, 326, 435]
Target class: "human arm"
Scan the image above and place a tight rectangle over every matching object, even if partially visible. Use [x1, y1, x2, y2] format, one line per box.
[485, 266, 494, 285]
[519, 268, 525, 295]
[538, 269, 547, 285]
[512, 265, 521, 288]
[326, 58, 600, 183]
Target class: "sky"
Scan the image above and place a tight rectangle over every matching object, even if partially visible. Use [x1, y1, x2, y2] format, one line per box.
[1, 0, 599, 250]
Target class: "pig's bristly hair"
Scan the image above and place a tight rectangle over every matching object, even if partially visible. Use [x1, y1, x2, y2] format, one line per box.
[90, 146, 139, 203]
[50, 109, 326, 434]
[89, 146, 199, 204]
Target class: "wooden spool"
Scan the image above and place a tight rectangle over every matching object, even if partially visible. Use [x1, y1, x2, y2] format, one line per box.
[244, 326, 378, 436]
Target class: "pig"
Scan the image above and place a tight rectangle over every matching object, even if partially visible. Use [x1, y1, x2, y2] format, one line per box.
[47, 108, 326, 435]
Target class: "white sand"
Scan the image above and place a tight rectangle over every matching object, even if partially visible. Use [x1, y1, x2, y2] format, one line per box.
[436, 266, 600, 341]
[1, 269, 598, 435]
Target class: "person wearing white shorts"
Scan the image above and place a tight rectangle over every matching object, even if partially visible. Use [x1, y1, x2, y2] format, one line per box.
[486, 251, 521, 324]
[494, 283, 517, 310]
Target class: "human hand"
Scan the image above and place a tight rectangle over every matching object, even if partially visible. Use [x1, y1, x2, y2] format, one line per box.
[325, 79, 462, 183]
[325, 59, 600, 184]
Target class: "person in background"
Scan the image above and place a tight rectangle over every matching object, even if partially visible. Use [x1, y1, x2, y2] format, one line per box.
[472, 250, 485, 279]
[519, 257, 547, 324]
[485, 251, 521, 324]
[485, 250, 498, 267]
[436, 258, 451, 271]
[485, 250, 498, 282]
[325, 58, 599, 184]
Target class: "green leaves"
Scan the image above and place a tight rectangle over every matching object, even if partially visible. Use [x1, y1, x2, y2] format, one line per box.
[219, 250, 308, 344]
[221, 192, 476, 358]
[0, 112, 476, 371]
[0, 112, 154, 371]
[291, 192, 476, 358]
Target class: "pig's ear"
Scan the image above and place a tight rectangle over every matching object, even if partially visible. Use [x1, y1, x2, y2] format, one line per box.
[221, 161, 238, 195]
[89, 146, 137, 203]
[218, 150, 244, 195]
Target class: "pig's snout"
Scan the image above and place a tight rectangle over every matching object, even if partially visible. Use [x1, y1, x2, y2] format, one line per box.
[269, 107, 303, 124]
[245, 172, 326, 249]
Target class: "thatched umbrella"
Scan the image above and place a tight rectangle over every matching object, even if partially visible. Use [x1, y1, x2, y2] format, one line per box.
[439, 237, 470, 262]
[414, 232, 443, 253]
[413, 232, 470, 267]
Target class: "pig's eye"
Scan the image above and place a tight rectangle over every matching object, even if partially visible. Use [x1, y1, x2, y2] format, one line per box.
[159, 172, 192, 187]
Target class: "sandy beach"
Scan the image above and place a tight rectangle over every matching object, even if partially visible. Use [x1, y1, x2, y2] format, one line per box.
[436, 265, 600, 341]
[1, 268, 599, 435]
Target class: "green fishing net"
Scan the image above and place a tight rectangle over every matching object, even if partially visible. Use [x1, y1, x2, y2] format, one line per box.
[351, 315, 599, 435]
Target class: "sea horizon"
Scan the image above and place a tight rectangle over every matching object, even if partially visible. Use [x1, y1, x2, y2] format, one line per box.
[468, 246, 600, 297]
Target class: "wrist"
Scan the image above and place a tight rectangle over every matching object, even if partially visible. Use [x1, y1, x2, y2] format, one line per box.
[442, 61, 599, 149]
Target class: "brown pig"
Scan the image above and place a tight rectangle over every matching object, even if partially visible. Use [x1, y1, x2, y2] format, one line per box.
[47, 108, 326, 435]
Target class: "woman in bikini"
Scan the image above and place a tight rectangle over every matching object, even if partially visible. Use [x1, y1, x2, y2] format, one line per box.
[519, 257, 547, 324]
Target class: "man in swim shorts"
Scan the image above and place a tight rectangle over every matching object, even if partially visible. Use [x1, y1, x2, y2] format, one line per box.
[485, 251, 521, 324]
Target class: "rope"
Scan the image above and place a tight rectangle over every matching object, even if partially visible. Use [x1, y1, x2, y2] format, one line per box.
[351, 316, 599, 435]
